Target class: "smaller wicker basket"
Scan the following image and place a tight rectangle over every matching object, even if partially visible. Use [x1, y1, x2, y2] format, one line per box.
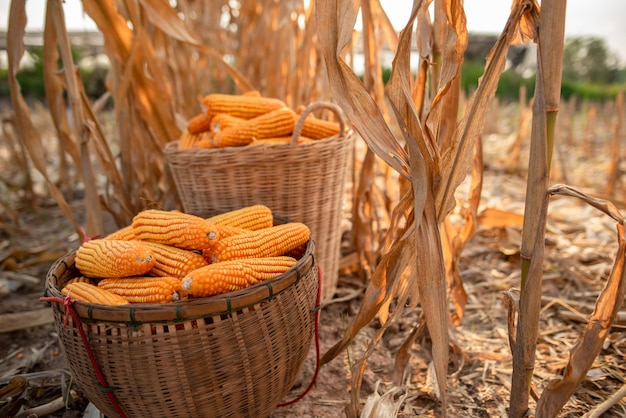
[43, 239, 319, 418]
[164, 101, 354, 302]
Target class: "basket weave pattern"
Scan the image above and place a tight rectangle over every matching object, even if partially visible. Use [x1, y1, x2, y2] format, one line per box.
[45, 242, 318, 418]
[165, 101, 353, 301]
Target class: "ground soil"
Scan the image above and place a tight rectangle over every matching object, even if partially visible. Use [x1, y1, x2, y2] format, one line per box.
[2, 172, 626, 418]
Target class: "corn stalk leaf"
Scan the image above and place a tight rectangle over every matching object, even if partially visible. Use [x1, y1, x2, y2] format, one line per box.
[6, 0, 82, 237]
[383, 2, 449, 410]
[47, 0, 105, 236]
[316, 0, 409, 179]
[435, 0, 540, 222]
[535, 185, 626, 418]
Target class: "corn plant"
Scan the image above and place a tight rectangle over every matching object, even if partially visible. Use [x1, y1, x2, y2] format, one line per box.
[317, 0, 540, 415]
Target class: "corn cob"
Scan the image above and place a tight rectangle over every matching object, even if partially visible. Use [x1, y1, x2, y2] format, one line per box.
[98, 276, 182, 304]
[75, 239, 156, 278]
[141, 241, 208, 278]
[64, 276, 96, 286]
[178, 129, 201, 149]
[211, 124, 256, 147]
[300, 114, 341, 139]
[62, 281, 129, 306]
[213, 224, 249, 240]
[181, 256, 297, 297]
[200, 93, 286, 120]
[187, 111, 213, 134]
[210, 107, 298, 147]
[132, 209, 220, 251]
[210, 222, 310, 263]
[210, 113, 246, 134]
[207, 205, 273, 230]
[104, 224, 136, 240]
[196, 137, 214, 149]
[194, 131, 214, 149]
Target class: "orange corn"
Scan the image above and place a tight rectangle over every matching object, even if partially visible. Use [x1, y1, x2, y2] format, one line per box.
[187, 111, 213, 134]
[98, 276, 182, 304]
[250, 107, 297, 138]
[178, 129, 202, 149]
[200, 93, 286, 120]
[75, 239, 156, 278]
[196, 135, 215, 149]
[64, 276, 96, 286]
[141, 241, 208, 278]
[210, 113, 246, 134]
[62, 282, 129, 306]
[213, 224, 249, 240]
[210, 107, 298, 148]
[132, 209, 220, 251]
[300, 114, 341, 139]
[104, 224, 136, 240]
[210, 124, 256, 147]
[210, 222, 310, 263]
[180, 256, 297, 297]
[207, 205, 273, 231]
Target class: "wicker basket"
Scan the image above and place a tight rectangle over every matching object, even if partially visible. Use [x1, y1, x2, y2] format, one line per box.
[43, 240, 319, 418]
[164, 101, 354, 301]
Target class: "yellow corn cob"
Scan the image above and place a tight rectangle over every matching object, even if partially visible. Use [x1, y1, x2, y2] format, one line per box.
[243, 90, 261, 97]
[210, 107, 298, 148]
[180, 256, 297, 297]
[196, 139, 213, 149]
[75, 239, 156, 278]
[104, 224, 136, 240]
[132, 209, 220, 251]
[191, 131, 214, 149]
[210, 124, 257, 147]
[187, 111, 213, 134]
[141, 241, 208, 278]
[64, 276, 96, 286]
[200, 93, 286, 120]
[213, 224, 249, 240]
[300, 114, 341, 139]
[62, 282, 129, 306]
[210, 113, 246, 134]
[207, 205, 273, 230]
[210, 222, 310, 263]
[178, 129, 201, 149]
[252, 107, 297, 138]
[98, 276, 182, 304]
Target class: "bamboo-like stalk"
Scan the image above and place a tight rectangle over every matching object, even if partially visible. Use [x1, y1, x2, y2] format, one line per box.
[509, 0, 567, 417]
[605, 91, 624, 196]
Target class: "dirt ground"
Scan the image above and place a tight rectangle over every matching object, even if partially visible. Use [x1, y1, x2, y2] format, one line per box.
[2, 171, 626, 417]
[2, 102, 626, 417]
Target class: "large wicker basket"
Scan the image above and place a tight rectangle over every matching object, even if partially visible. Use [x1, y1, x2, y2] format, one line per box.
[43, 240, 319, 418]
[164, 101, 354, 301]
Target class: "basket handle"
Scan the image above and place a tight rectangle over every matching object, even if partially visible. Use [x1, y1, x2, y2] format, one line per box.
[291, 101, 347, 145]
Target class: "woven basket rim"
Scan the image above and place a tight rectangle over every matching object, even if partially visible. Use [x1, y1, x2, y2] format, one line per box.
[163, 129, 353, 158]
[165, 99, 354, 157]
[44, 239, 316, 324]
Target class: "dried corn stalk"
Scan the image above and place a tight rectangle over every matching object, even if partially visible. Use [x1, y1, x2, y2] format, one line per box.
[8, 0, 334, 236]
[317, 0, 540, 415]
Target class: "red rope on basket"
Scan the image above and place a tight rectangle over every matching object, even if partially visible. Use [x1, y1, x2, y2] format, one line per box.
[40, 295, 129, 418]
[277, 265, 323, 408]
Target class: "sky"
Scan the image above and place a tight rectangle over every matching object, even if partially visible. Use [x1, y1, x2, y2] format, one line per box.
[1, 0, 625, 63]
